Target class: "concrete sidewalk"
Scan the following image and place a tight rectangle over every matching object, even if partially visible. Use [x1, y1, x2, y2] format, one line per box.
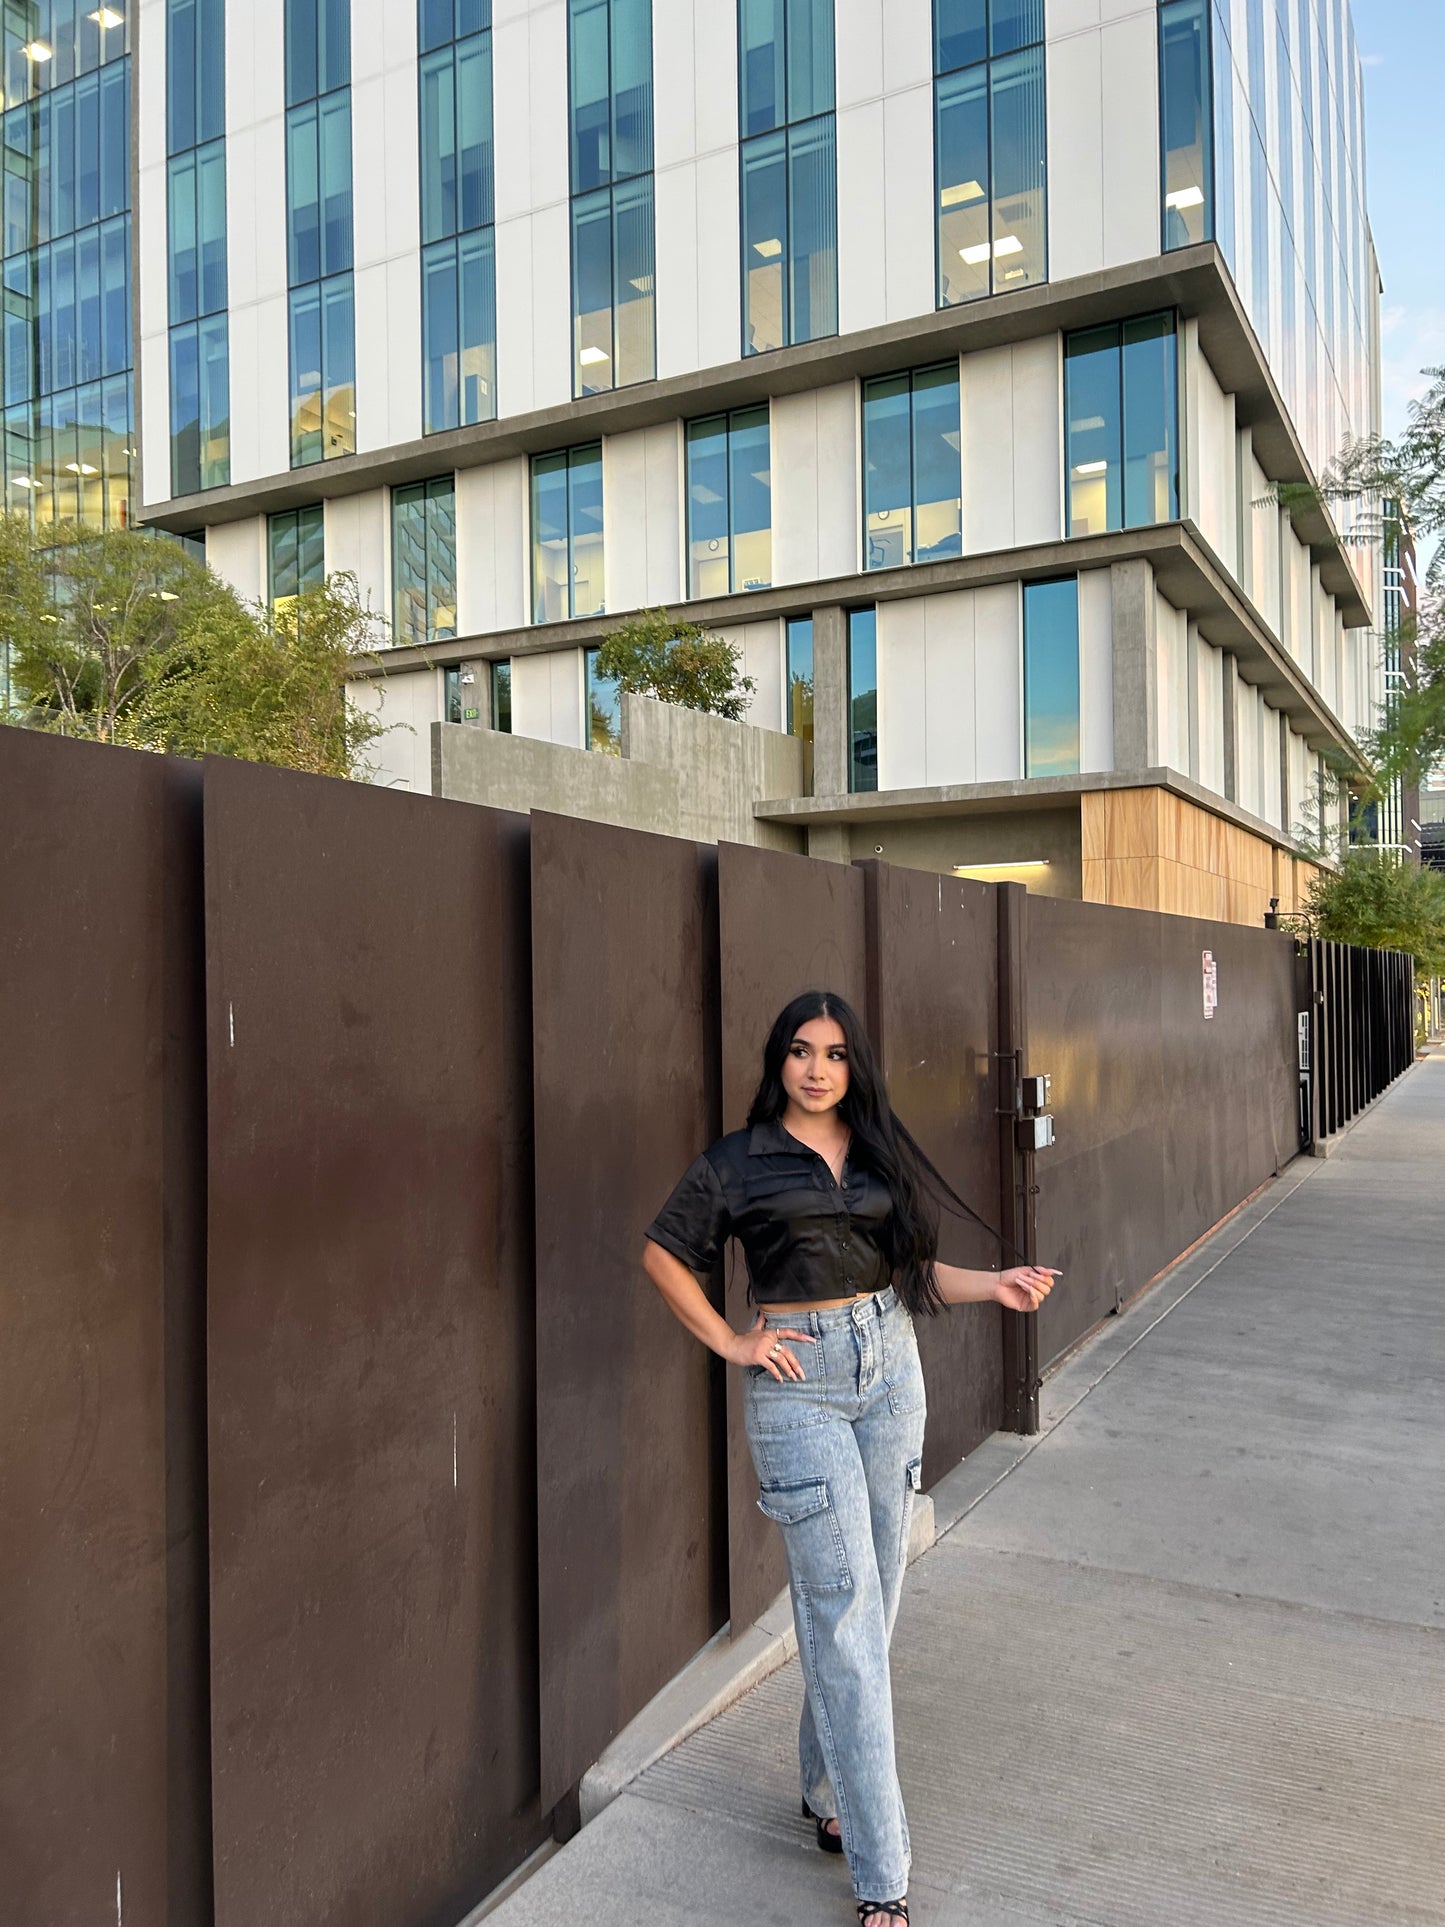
[491, 1057, 1445, 1927]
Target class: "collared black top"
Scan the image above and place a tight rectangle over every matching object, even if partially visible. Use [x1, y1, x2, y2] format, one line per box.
[645, 1118, 895, 1304]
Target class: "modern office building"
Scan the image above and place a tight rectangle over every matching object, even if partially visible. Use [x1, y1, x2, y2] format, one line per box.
[11, 1, 1387, 926]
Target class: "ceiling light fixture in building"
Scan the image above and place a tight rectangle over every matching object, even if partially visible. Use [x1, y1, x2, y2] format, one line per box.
[13, 474, 39, 488]
[940, 180, 984, 207]
[752, 237, 782, 259]
[960, 235, 1023, 266]
[951, 859, 1052, 875]
[89, 7, 126, 27]
[22, 39, 53, 60]
[993, 235, 1023, 257]
[1073, 460, 1108, 476]
[1165, 185, 1204, 210]
[578, 346, 610, 365]
[65, 461, 100, 476]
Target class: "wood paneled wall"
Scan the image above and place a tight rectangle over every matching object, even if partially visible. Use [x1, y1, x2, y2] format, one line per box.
[1081, 788, 1320, 926]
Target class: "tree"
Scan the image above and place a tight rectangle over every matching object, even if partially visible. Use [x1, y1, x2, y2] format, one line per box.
[0, 517, 386, 779]
[1310, 367, 1444, 793]
[1287, 849, 1445, 978]
[593, 607, 757, 722]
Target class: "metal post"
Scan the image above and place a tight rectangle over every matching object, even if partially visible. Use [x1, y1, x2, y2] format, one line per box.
[996, 881, 1039, 1434]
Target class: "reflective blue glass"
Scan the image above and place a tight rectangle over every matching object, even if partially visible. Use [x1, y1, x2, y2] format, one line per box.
[848, 608, 878, 793]
[586, 647, 622, 752]
[739, 0, 835, 354]
[422, 229, 496, 431]
[1023, 579, 1080, 778]
[491, 661, 512, 731]
[686, 406, 771, 596]
[864, 363, 960, 570]
[934, 0, 986, 74]
[269, 503, 326, 604]
[531, 443, 604, 623]
[393, 478, 458, 646]
[1159, 0, 1212, 249]
[934, 6, 1045, 305]
[1122, 312, 1178, 526]
[740, 0, 785, 135]
[786, 616, 813, 743]
[1065, 312, 1177, 536]
[567, 0, 653, 395]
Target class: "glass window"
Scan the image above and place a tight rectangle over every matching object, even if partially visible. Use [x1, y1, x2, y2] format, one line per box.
[848, 607, 877, 793]
[739, 0, 835, 355]
[685, 405, 771, 597]
[289, 275, 355, 466]
[490, 659, 512, 732]
[423, 229, 496, 431]
[418, 8, 495, 431]
[567, 0, 654, 397]
[286, 0, 350, 108]
[585, 645, 621, 752]
[786, 615, 813, 743]
[269, 503, 326, 605]
[167, 0, 229, 493]
[863, 362, 961, 571]
[1023, 577, 1079, 778]
[169, 311, 229, 495]
[1065, 312, 1178, 536]
[531, 442, 604, 624]
[1159, 0, 1212, 249]
[393, 476, 458, 647]
[934, 0, 1045, 306]
[286, 0, 352, 466]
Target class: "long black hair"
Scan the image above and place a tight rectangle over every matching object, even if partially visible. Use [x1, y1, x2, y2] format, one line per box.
[745, 989, 969, 1318]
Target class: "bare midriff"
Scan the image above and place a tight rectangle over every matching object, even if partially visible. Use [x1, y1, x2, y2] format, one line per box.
[762, 1290, 881, 1313]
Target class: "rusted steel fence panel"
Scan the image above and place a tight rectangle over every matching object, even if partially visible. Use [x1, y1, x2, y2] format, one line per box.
[0, 732, 209, 1927]
[862, 863, 1006, 1482]
[532, 813, 725, 1812]
[716, 842, 869, 1632]
[204, 760, 544, 1927]
[1025, 898, 1297, 1369]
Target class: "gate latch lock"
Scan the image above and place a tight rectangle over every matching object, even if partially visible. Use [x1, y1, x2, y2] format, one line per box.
[1020, 1073, 1051, 1112]
[1016, 1114, 1055, 1151]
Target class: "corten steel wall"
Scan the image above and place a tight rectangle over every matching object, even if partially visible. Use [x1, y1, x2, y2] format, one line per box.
[1024, 896, 1300, 1368]
[0, 732, 210, 1927]
[716, 841, 870, 1631]
[203, 760, 544, 1927]
[532, 813, 726, 1812]
[862, 863, 1007, 1484]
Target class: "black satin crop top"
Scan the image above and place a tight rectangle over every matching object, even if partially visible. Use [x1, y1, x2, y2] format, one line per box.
[645, 1118, 895, 1304]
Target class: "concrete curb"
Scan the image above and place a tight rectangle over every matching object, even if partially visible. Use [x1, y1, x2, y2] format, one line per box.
[576, 1493, 936, 1827]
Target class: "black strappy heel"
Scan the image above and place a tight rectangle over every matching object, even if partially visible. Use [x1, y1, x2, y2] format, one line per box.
[856, 1902, 908, 1924]
[800, 1796, 843, 1854]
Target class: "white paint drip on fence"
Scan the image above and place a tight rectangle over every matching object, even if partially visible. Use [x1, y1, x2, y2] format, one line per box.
[228, 1002, 235, 1048]
[452, 1412, 458, 1489]
[116, 1871, 123, 1927]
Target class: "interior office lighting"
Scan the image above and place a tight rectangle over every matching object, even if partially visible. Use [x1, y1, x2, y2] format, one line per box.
[90, 7, 126, 26]
[959, 235, 1023, 266]
[1165, 185, 1205, 210]
[1072, 459, 1109, 475]
[578, 346, 610, 365]
[13, 474, 39, 488]
[22, 40, 53, 60]
[940, 180, 984, 207]
[952, 859, 1052, 875]
[753, 237, 782, 258]
[65, 462, 100, 476]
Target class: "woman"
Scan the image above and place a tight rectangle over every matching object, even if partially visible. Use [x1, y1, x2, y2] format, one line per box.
[643, 990, 1057, 1926]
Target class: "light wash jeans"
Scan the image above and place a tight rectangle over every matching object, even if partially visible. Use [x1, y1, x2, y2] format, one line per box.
[744, 1285, 926, 1906]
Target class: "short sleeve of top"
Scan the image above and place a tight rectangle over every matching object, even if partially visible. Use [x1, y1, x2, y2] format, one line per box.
[645, 1151, 730, 1276]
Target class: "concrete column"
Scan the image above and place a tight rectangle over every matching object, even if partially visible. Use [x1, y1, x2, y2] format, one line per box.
[1185, 619, 1201, 782]
[1221, 652, 1239, 803]
[1109, 559, 1158, 772]
[1236, 426, 1254, 591]
[1279, 708, 1291, 834]
[811, 604, 849, 797]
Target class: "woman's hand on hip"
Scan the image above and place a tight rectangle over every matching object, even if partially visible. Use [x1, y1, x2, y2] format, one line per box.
[995, 1265, 1060, 1313]
[727, 1309, 815, 1381]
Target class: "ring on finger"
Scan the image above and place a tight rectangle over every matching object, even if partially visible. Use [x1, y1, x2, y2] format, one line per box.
[769, 1342, 782, 1358]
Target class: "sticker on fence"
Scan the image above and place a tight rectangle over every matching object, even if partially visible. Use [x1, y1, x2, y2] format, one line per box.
[1202, 949, 1218, 1020]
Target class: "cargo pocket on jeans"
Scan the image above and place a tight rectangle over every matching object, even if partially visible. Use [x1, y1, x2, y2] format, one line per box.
[757, 1477, 852, 1593]
[898, 1456, 923, 1572]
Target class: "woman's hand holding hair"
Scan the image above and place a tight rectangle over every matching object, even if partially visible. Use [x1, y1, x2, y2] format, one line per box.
[994, 1264, 1060, 1313]
[727, 1308, 815, 1382]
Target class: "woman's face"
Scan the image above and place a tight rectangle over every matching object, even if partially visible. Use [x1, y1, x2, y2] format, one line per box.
[780, 1015, 850, 1118]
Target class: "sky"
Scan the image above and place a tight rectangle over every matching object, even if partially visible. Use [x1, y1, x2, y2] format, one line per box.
[1349, 0, 1445, 445]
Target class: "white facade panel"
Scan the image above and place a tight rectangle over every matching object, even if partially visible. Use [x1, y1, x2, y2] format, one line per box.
[351, 667, 441, 795]
[225, 0, 290, 487]
[961, 338, 1061, 555]
[835, 0, 885, 109]
[694, 150, 743, 374]
[1262, 703, 1283, 831]
[1154, 588, 1188, 774]
[772, 385, 859, 585]
[1248, 452, 1281, 632]
[654, 2, 739, 378]
[1079, 567, 1115, 774]
[1283, 519, 1310, 668]
[456, 458, 529, 635]
[1236, 680, 1262, 819]
[1188, 331, 1237, 567]
[882, 84, 936, 324]
[974, 583, 1023, 782]
[1045, 30, 1104, 284]
[838, 101, 887, 337]
[325, 489, 390, 628]
[206, 517, 267, 605]
[1099, 11, 1160, 269]
[493, 4, 570, 415]
[511, 647, 584, 749]
[602, 425, 683, 614]
[718, 620, 785, 733]
[1196, 636, 1224, 796]
[877, 598, 928, 791]
[351, 1, 422, 455]
[922, 593, 978, 787]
